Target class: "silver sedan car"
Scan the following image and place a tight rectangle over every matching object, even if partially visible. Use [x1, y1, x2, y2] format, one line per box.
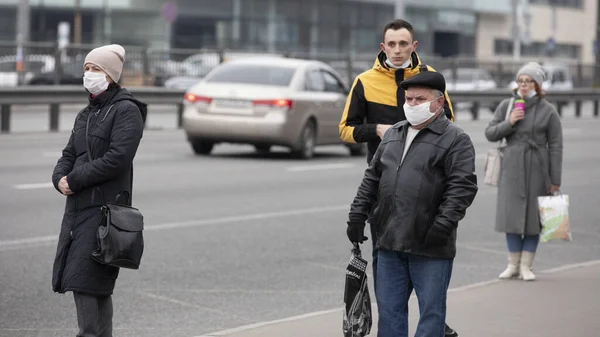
[182, 57, 365, 159]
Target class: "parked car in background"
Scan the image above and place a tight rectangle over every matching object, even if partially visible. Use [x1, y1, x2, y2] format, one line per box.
[182, 57, 366, 159]
[163, 75, 204, 90]
[26, 62, 83, 85]
[441, 67, 498, 110]
[0, 54, 55, 87]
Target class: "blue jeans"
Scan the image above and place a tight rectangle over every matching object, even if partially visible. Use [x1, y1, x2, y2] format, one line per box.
[506, 233, 540, 253]
[376, 249, 453, 337]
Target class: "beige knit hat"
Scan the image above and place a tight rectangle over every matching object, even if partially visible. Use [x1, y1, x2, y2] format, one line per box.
[516, 62, 546, 86]
[84, 44, 125, 82]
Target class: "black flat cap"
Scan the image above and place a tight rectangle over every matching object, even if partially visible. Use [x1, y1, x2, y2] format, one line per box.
[399, 71, 446, 93]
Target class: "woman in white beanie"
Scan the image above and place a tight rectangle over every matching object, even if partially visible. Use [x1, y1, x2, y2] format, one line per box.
[51, 44, 147, 337]
[484, 62, 563, 281]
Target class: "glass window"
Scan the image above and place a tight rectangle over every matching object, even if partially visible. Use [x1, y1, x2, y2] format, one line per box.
[0, 61, 17, 72]
[321, 70, 346, 94]
[241, 0, 270, 19]
[277, 0, 301, 21]
[529, 0, 582, 8]
[305, 70, 325, 91]
[205, 63, 296, 86]
[494, 38, 581, 59]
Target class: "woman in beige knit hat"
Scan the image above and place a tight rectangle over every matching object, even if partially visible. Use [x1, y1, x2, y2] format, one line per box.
[51, 44, 148, 337]
[484, 62, 563, 282]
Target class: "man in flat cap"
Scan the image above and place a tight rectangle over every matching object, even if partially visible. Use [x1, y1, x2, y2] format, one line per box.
[346, 71, 478, 337]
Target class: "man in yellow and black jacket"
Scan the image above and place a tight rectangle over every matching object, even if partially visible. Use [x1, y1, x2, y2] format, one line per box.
[339, 19, 459, 337]
[339, 23, 454, 165]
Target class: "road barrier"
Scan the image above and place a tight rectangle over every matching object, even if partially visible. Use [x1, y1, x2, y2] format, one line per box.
[0, 86, 598, 133]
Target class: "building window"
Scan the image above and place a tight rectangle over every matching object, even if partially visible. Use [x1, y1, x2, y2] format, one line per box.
[494, 39, 581, 59]
[529, 0, 583, 9]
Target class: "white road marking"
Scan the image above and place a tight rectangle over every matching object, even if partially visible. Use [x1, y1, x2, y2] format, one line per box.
[138, 292, 254, 322]
[457, 244, 506, 256]
[13, 182, 54, 190]
[286, 163, 356, 172]
[0, 235, 58, 249]
[144, 205, 348, 232]
[0, 205, 349, 250]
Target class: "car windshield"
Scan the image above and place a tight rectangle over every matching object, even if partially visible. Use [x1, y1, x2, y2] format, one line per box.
[205, 63, 296, 86]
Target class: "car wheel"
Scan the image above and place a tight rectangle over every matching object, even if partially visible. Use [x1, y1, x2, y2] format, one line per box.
[292, 120, 316, 159]
[254, 145, 271, 154]
[190, 139, 214, 155]
[347, 143, 366, 157]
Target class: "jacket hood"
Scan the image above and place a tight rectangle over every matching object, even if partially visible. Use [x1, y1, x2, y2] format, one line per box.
[111, 87, 148, 123]
[88, 85, 148, 123]
[373, 50, 422, 76]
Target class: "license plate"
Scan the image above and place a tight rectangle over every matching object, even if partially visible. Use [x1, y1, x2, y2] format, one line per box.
[213, 99, 252, 109]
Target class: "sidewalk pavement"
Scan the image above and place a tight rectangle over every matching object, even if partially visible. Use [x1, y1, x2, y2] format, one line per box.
[197, 260, 600, 337]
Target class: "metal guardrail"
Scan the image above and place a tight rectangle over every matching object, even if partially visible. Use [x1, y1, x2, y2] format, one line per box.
[0, 87, 598, 133]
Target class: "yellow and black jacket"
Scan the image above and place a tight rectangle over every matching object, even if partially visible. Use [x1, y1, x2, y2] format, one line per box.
[339, 51, 454, 163]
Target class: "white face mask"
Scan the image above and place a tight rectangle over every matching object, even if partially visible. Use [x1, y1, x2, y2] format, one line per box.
[403, 100, 439, 125]
[83, 71, 109, 95]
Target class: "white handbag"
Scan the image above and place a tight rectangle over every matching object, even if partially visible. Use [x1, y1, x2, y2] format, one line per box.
[484, 98, 513, 187]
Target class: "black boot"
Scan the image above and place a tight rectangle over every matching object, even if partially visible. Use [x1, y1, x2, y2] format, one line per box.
[445, 323, 458, 337]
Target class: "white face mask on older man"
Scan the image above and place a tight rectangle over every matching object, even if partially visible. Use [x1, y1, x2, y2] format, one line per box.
[403, 100, 440, 125]
[83, 71, 109, 95]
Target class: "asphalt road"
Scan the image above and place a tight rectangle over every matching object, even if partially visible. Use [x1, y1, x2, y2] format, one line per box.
[1, 114, 599, 337]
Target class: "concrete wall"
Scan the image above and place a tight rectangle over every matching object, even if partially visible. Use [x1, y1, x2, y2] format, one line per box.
[476, 0, 597, 63]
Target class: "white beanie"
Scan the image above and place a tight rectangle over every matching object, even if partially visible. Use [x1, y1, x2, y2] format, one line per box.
[516, 62, 546, 86]
[84, 44, 125, 82]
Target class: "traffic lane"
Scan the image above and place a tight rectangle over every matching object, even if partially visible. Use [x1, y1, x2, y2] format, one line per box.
[2, 180, 600, 337]
[2, 135, 597, 243]
[0, 153, 366, 241]
[1, 126, 598, 241]
[0, 116, 595, 173]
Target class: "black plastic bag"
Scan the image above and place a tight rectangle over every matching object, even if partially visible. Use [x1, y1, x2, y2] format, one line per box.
[342, 243, 373, 337]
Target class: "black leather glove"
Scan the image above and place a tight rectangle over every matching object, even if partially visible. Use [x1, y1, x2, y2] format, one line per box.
[424, 225, 451, 247]
[347, 221, 368, 244]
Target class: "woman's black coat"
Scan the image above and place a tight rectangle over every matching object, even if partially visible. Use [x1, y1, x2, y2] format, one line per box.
[51, 85, 147, 296]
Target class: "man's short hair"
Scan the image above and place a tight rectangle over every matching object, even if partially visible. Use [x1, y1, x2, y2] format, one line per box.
[382, 19, 415, 42]
[433, 89, 444, 98]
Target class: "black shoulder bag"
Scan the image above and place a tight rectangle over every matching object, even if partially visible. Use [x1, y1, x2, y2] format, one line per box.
[85, 107, 145, 270]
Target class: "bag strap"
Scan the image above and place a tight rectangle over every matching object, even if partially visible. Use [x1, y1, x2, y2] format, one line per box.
[498, 98, 514, 146]
[504, 98, 514, 121]
[85, 105, 114, 206]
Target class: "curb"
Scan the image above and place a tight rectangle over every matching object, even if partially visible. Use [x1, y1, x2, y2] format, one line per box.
[192, 259, 600, 337]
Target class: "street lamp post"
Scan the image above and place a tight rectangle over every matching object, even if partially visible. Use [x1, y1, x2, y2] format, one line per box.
[16, 0, 30, 85]
[512, 0, 521, 61]
[74, 0, 82, 45]
[394, 0, 405, 19]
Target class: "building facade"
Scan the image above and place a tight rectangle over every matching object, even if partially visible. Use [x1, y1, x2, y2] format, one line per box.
[476, 0, 597, 63]
[0, 0, 512, 58]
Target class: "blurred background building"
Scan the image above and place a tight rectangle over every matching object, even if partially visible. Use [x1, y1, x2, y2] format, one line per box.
[0, 0, 597, 88]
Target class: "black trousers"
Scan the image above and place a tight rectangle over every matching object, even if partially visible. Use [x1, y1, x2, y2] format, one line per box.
[73, 292, 113, 337]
